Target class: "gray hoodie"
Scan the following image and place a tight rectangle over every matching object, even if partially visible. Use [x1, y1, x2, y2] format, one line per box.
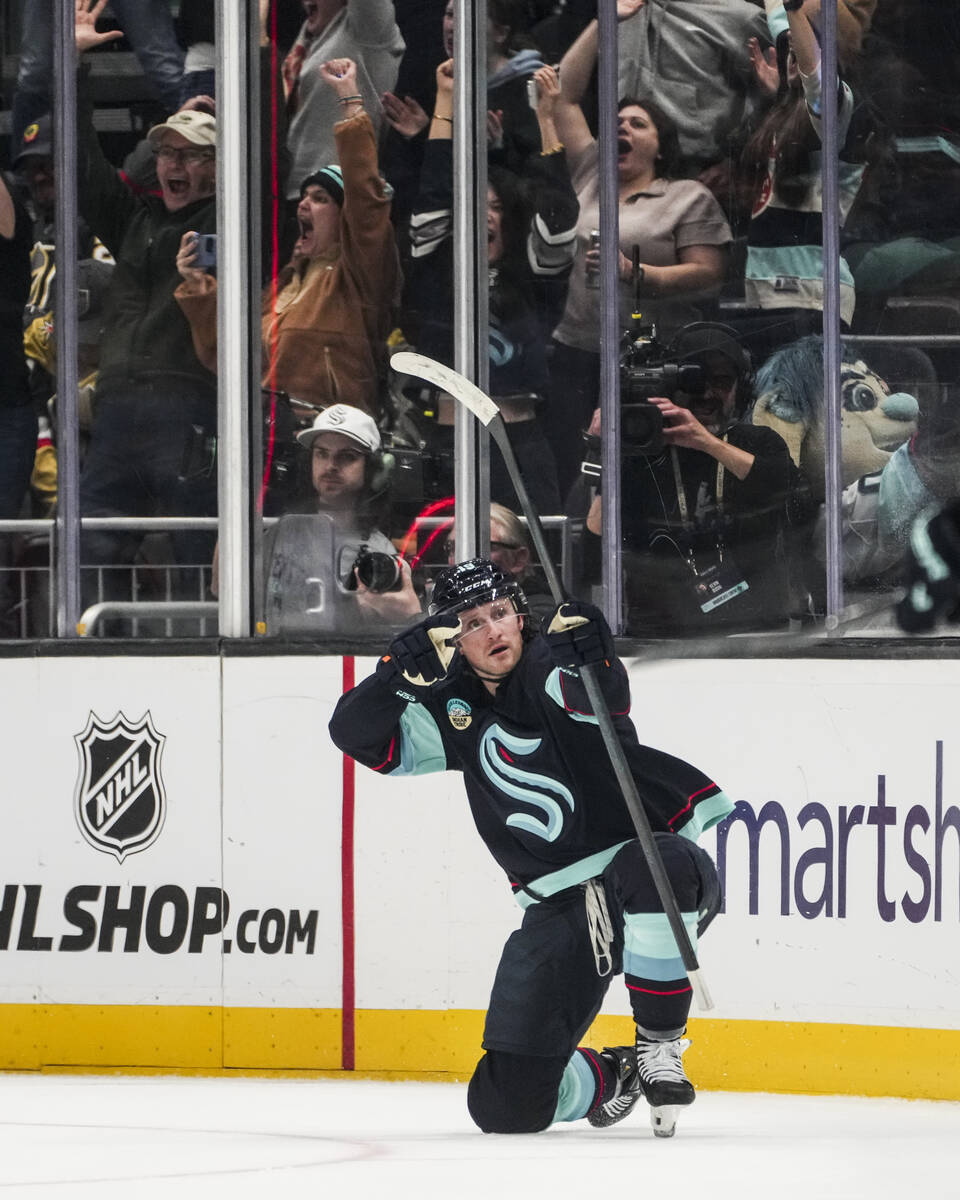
[617, 0, 770, 167]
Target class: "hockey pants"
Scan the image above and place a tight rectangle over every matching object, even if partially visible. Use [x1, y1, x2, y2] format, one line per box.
[467, 834, 720, 1133]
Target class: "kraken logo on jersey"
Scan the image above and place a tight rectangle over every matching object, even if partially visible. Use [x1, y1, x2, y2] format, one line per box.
[478, 723, 574, 842]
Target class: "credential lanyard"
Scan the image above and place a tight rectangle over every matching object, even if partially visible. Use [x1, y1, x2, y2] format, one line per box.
[670, 439, 727, 570]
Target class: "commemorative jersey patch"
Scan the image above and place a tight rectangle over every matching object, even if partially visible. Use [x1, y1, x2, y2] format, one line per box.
[446, 698, 472, 730]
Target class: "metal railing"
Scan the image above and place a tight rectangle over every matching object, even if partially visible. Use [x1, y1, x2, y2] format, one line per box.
[0, 514, 575, 639]
[77, 600, 217, 638]
[0, 517, 217, 639]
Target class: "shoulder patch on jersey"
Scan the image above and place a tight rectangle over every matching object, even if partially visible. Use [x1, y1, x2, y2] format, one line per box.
[446, 697, 473, 730]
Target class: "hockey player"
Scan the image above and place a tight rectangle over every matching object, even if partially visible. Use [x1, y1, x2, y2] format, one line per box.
[328, 558, 734, 1136]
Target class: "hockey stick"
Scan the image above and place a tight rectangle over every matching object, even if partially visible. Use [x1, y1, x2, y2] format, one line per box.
[391, 350, 713, 1010]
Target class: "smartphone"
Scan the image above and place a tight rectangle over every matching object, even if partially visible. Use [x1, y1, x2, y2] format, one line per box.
[192, 232, 217, 271]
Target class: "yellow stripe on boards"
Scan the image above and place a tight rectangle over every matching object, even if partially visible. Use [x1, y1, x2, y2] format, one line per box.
[685, 1018, 960, 1101]
[224, 1007, 341, 1070]
[0, 1005, 223, 1071]
[1, 1006, 958, 1101]
[354, 1008, 486, 1073]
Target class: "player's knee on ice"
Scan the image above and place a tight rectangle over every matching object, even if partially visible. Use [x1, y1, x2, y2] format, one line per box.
[468, 1050, 568, 1133]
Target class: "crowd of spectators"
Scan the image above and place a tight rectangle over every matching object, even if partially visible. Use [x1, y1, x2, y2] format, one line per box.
[0, 0, 957, 638]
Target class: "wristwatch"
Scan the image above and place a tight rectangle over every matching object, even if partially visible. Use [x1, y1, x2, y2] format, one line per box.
[783, 0, 804, 11]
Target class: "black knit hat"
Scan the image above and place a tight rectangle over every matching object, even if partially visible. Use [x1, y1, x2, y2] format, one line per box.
[299, 164, 344, 207]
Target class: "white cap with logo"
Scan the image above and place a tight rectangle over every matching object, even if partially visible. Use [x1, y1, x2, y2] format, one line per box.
[296, 404, 382, 454]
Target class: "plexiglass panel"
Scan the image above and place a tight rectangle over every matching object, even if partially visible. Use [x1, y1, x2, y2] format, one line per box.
[253, 0, 573, 640]
[1, 1, 956, 643]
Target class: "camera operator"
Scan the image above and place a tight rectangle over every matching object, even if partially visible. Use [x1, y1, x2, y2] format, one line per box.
[261, 403, 422, 635]
[585, 324, 813, 636]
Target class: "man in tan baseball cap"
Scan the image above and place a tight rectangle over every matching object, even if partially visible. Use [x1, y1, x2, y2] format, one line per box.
[146, 110, 216, 214]
[147, 110, 216, 150]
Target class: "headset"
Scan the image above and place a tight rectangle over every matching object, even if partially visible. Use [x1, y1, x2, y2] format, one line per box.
[666, 321, 755, 417]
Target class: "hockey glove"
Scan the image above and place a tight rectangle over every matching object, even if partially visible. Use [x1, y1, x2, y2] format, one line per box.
[545, 601, 615, 669]
[377, 613, 463, 695]
[897, 500, 960, 633]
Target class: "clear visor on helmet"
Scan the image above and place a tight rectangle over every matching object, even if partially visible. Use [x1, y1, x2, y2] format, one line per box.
[452, 596, 522, 645]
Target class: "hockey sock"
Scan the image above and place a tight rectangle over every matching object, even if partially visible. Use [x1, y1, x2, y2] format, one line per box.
[551, 1047, 616, 1124]
[622, 910, 698, 1031]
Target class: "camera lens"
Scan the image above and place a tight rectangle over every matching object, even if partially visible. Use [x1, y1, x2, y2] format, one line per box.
[356, 550, 401, 592]
[678, 363, 705, 395]
[622, 404, 663, 448]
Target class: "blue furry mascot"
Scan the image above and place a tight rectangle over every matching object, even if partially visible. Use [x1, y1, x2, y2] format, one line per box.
[750, 335, 919, 502]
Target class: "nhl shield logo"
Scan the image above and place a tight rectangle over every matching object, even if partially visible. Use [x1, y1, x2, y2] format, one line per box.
[74, 712, 167, 862]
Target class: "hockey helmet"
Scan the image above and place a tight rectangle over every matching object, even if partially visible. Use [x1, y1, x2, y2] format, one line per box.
[429, 557, 528, 618]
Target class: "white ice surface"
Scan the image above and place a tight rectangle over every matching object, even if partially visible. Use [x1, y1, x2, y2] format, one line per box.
[0, 1074, 956, 1200]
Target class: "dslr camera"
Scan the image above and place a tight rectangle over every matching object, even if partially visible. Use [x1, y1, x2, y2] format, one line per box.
[346, 543, 404, 593]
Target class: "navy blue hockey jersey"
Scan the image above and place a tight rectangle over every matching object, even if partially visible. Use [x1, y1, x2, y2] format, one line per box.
[329, 638, 733, 903]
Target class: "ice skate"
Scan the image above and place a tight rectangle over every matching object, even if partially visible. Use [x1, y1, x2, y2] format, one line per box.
[635, 1030, 695, 1138]
[586, 1045, 641, 1128]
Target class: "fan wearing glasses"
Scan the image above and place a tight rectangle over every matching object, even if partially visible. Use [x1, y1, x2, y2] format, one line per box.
[443, 502, 554, 622]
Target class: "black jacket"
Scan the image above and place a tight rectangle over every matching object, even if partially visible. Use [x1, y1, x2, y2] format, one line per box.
[77, 84, 217, 395]
[618, 422, 813, 634]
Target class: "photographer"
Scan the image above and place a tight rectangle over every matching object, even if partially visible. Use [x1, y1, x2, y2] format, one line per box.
[585, 324, 812, 636]
[260, 404, 421, 635]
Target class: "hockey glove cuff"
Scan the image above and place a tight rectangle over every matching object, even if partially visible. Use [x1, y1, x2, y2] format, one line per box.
[545, 600, 614, 668]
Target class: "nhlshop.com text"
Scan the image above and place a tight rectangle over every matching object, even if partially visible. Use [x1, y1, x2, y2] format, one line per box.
[0, 884, 319, 954]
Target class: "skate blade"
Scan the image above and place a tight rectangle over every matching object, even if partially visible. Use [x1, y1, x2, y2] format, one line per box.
[650, 1104, 680, 1137]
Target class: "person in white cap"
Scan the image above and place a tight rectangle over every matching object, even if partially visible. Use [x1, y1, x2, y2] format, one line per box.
[255, 404, 421, 633]
[295, 403, 392, 525]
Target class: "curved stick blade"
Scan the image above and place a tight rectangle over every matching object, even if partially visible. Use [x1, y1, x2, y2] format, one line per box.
[390, 351, 500, 427]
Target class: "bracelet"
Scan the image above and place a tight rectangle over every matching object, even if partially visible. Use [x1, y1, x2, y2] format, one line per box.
[432, 114, 453, 124]
[540, 142, 564, 156]
[337, 94, 362, 105]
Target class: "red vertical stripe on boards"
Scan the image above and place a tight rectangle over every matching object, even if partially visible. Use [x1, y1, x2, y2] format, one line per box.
[341, 656, 357, 1070]
[260, 12, 283, 511]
